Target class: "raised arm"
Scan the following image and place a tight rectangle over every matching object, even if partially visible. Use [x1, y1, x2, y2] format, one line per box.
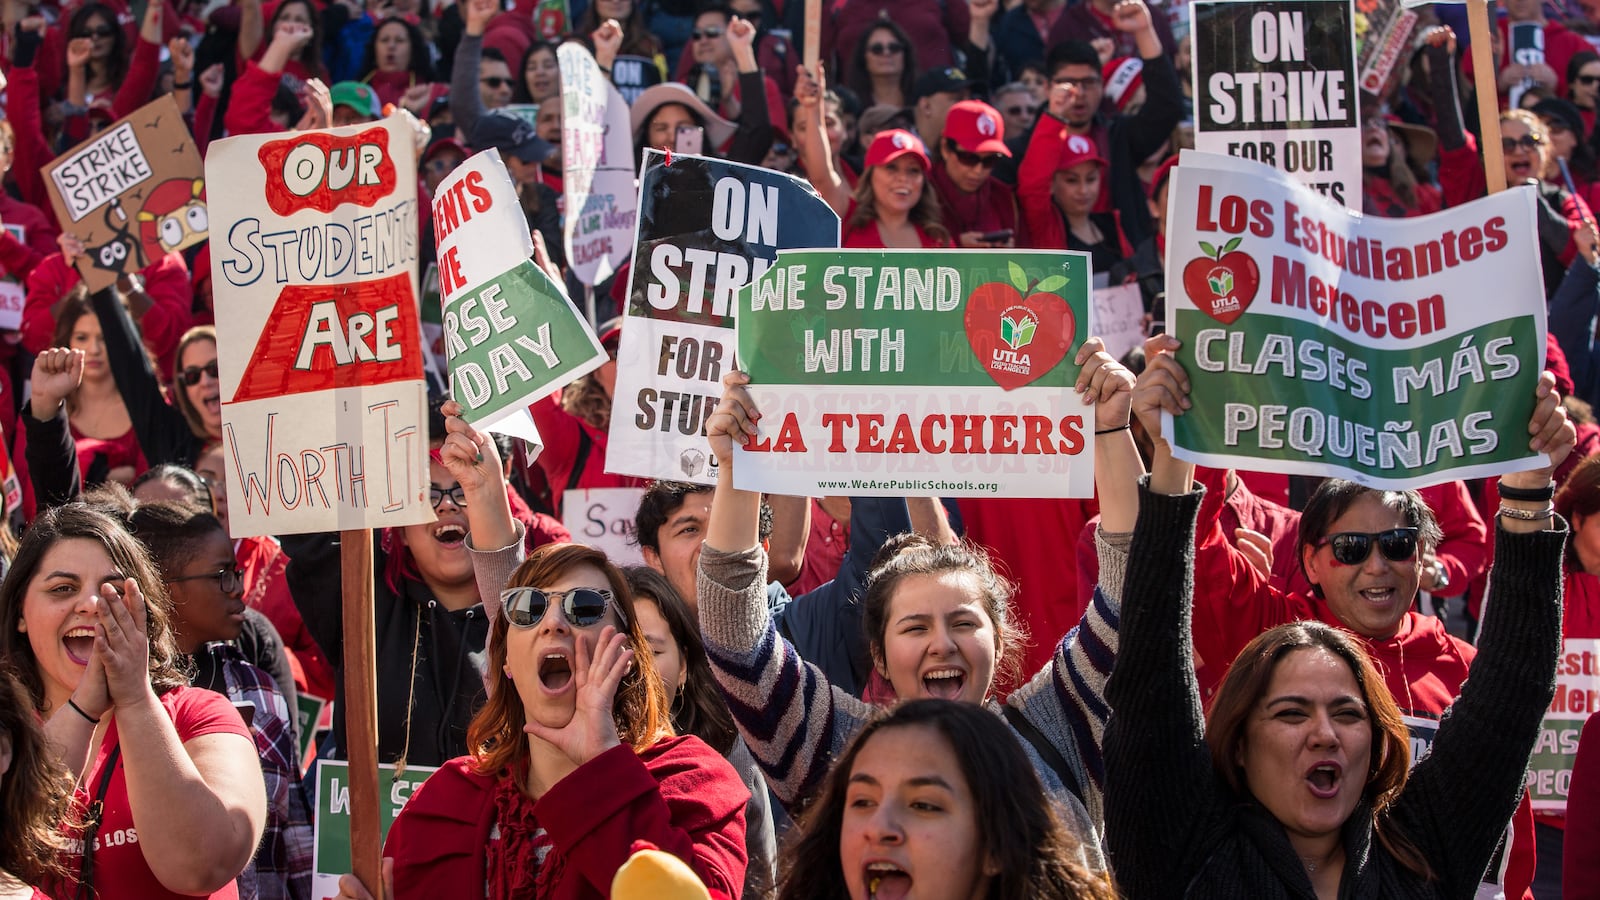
[89, 285, 202, 468]
[449, 0, 497, 142]
[439, 399, 525, 626]
[723, 17, 774, 166]
[793, 64, 850, 218]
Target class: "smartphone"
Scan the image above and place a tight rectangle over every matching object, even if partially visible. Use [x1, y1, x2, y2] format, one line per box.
[675, 125, 705, 155]
[978, 228, 1014, 243]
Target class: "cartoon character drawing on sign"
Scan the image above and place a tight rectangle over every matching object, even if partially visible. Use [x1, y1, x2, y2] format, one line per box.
[136, 178, 207, 260]
[83, 197, 144, 274]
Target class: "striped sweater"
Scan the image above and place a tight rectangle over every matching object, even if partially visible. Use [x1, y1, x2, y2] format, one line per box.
[696, 536, 1126, 863]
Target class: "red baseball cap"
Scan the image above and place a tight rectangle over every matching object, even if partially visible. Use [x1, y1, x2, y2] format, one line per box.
[864, 129, 931, 170]
[1057, 133, 1107, 172]
[942, 100, 1011, 156]
[1147, 154, 1180, 200]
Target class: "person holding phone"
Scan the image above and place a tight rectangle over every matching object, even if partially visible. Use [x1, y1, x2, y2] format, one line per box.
[930, 100, 1024, 248]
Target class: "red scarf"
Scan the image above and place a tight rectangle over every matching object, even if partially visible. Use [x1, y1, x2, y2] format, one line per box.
[486, 770, 556, 899]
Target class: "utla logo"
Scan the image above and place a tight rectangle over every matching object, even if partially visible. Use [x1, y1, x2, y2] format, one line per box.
[1182, 236, 1260, 325]
[963, 262, 1074, 391]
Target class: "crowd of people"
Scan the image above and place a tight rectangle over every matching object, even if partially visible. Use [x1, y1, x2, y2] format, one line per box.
[0, 0, 1598, 897]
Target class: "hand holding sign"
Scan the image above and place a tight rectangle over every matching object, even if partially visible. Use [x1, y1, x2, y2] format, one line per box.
[334, 859, 394, 900]
[438, 398, 504, 498]
[1131, 333, 1191, 453]
[706, 370, 760, 466]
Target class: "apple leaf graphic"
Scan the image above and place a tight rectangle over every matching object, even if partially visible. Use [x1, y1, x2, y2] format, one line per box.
[1035, 274, 1068, 294]
[1015, 317, 1036, 347]
[1008, 261, 1028, 292]
[1199, 240, 1218, 258]
[1223, 236, 1243, 254]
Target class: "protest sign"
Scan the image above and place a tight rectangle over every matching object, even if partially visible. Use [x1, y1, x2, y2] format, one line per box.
[295, 693, 327, 765]
[610, 54, 663, 105]
[560, 42, 637, 288]
[206, 115, 432, 537]
[1164, 150, 1547, 488]
[533, 0, 567, 39]
[733, 249, 1096, 498]
[606, 152, 839, 484]
[312, 761, 437, 898]
[1529, 639, 1600, 812]
[1094, 283, 1146, 362]
[1192, 0, 1360, 209]
[433, 149, 605, 443]
[1356, 0, 1417, 96]
[43, 95, 207, 291]
[562, 487, 646, 565]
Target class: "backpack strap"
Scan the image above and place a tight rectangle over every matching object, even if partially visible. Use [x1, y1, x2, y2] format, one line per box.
[1001, 704, 1085, 808]
[75, 742, 123, 900]
[565, 428, 594, 494]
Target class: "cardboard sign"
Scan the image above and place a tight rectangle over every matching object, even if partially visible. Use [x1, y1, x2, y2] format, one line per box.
[1529, 639, 1600, 812]
[1093, 283, 1146, 362]
[311, 761, 437, 898]
[433, 149, 604, 443]
[206, 116, 432, 537]
[1192, 0, 1360, 209]
[43, 95, 207, 291]
[1164, 150, 1547, 488]
[559, 42, 637, 287]
[733, 249, 1096, 498]
[561, 487, 646, 565]
[606, 152, 840, 484]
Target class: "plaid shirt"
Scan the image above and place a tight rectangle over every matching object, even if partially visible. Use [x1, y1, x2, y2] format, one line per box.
[194, 643, 314, 900]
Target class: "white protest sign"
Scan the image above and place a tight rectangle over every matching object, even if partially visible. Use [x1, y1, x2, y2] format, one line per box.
[0, 282, 25, 331]
[49, 121, 153, 222]
[207, 116, 432, 537]
[1094, 283, 1146, 361]
[1192, 0, 1360, 209]
[560, 42, 636, 287]
[561, 487, 646, 565]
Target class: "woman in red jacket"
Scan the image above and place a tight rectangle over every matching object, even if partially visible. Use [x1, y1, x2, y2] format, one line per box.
[335, 413, 749, 900]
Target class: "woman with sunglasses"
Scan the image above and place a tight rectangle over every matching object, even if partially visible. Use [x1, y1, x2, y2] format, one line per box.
[331, 402, 750, 900]
[931, 99, 1024, 248]
[1567, 52, 1600, 137]
[844, 21, 916, 111]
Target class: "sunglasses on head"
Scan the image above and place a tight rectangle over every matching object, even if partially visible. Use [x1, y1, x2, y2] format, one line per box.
[1316, 527, 1419, 566]
[1502, 133, 1545, 152]
[180, 360, 219, 386]
[501, 586, 619, 629]
[480, 76, 514, 88]
[868, 41, 903, 55]
[76, 25, 116, 38]
[692, 26, 724, 39]
[945, 140, 1002, 169]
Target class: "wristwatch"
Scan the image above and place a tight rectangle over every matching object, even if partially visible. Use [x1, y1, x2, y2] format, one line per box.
[1429, 560, 1450, 592]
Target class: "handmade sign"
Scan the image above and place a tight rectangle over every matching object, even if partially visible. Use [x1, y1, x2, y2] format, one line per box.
[562, 487, 646, 566]
[1529, 639, 1600, 812]
[311, 761, 437, 899]
[44, 95, 207, 291]
[1164, 150, 1547, 488]
[206, 115, 431, 536]
[1093, 283, 1146, 362]
[433, 148, 605, 443]
[1191, 0, 1360, 209]
[560, 42, 637, 287]
[606, 151, 839, 484]
[733, 249, 1096, 498]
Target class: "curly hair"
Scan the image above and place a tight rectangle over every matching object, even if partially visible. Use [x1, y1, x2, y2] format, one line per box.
[848, 159, 950, 245]
[359, 17, 434, 84]
[0, 666, 74, 886]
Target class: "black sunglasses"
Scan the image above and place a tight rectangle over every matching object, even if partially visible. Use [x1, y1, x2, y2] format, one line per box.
[501, 587, 619, 629]
[1578, 74, 1600, 86]
[692, 26, 724, 39]
[868, 41, 903, 55]
[480, 76, 514, 88]
[76, 25, 116, 38]
[429, 484, 468, 509]
[945, 141, 1002, 169]
[180, 360, 219, 386]
[170, 565, 244, 594]
[1003, 104, 1038, 117]
[1502, 134, 1545, 152]
[1316, 528, 1419, 566]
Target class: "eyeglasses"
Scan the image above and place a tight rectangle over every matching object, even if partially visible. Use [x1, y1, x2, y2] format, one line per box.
[75, 25, 116, 38]
[180, 360, 219, 386]
[170, 565, 245, 594]
[1315, 528, 1419, 566]
[692, 26, 724, 40]
[1052, 75, 1102, 89]
[1578, 74, 1600, 86]
[424, 156, 460, 173]
[945, 141, 1002, 169]
[429, 484, 468, 509]
[868, 41, 904, 56]
[480, 77, 514, 88]
[1502, 134, 1546, 152]
[1003, 104, 1038, 117]
[501, 586, 620, 629]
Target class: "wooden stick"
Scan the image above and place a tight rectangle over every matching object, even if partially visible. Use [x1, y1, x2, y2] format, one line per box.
[340, 529, 384, 900]
[803, 0, 820, 73]
[1467, 0, 1506, 194]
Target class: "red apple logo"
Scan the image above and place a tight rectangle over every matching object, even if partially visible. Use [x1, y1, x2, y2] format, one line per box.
[1182, 237, 1259, 325]
[963, 261, 1075, 391]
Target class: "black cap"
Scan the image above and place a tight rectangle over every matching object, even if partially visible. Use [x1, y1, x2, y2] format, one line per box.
[1532, 97, 1586, 139]
[467, 111, 558, 164]
[913, 66, 973, 103]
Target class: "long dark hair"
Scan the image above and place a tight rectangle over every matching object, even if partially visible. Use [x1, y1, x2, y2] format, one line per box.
[0, 666, 74, 886]
[1205, 620, 1431, 880]
[513, 41, 560, 103]
[845, 20, 915, 107]
[359, 17, 434, 84]
[573, 0, 660, 59]
[776, 700, 1114, 900]
[623, 566, 738, 753]
[267, 0, 327, 78]
[67, 4, 129, 88]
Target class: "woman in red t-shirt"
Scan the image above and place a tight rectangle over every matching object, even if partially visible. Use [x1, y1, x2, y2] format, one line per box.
[795, 65, 951, 249]
[0, 504, 265, 899]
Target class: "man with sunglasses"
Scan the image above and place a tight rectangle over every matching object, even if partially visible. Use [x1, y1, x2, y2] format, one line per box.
[930, 99, 1024, 248]
[680, 6, 788, 135]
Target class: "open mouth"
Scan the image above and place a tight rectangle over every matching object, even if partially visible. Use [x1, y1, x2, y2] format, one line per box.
[921, 667, 965, 700]
[63, 627, 95, 666]
[1358, 586, 1396, 605]
[1509, 158, 1534, 178]
[866, 862, 911, 900]
[202, 393, 221, 417]
[433, 522, 466, 548]
[538, 652, 573, 692]
[1305, 762, 1342, 799]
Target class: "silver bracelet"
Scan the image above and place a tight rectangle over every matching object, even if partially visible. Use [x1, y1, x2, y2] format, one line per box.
[1497, 504, 1555, 521]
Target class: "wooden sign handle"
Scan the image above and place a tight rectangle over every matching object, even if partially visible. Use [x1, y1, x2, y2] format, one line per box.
[803, 0, 820, 73]
[340, 529, 384, 900]
[1467, 0, 1507, 194]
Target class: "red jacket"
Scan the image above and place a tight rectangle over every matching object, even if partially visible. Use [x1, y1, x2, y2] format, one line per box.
[385, 737, 749, 900]
[0, 194, 61, 281]
[23, 251, 193, 377]
[1464, 18, 1595, 101]
[224, 60, 288, 138]
[1565, 708, 1600, 897]
[526, 391, 644, 514]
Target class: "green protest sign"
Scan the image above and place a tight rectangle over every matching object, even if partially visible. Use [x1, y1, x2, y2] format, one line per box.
[1165, 150, 1547, 488]
[311, 760, 437, 897]
[734, 249, 1096, 498]
[1529, 639, 1600, 812]
[433, 149, 606, 442]
[295, 693, 326, 763]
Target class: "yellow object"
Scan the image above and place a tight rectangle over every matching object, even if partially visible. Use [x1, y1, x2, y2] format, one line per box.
[611, 846, 712, 900]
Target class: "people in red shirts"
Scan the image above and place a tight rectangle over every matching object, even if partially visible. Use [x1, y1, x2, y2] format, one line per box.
[930, 100, 1024, 248]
